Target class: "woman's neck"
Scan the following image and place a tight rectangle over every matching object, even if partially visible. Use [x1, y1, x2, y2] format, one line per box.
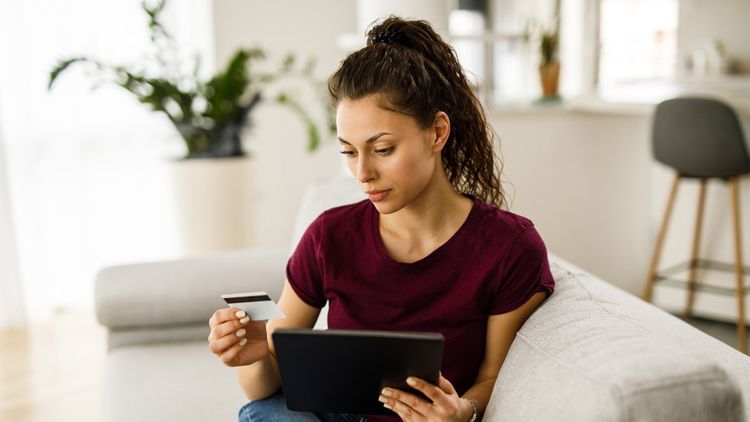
[379, 166, 473, 243]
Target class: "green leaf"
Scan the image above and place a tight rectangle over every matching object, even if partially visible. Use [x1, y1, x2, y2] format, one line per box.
[204, 48, 265, 123]
[282, 54, 295, 71]
[307, 122, 320, 151]
[48, 57, 89, 90]
[275, 91, 321, 151]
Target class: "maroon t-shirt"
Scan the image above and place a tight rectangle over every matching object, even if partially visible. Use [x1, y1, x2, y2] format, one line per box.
[286, 196, 555, 421]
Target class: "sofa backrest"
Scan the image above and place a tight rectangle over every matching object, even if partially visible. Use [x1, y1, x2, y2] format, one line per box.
[290, 174, 363, 256]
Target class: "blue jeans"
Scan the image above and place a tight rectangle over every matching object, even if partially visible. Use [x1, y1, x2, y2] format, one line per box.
[239, 393, 366, 422]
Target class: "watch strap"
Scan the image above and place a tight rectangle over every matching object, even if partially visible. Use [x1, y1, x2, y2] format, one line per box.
[465, 398, 479, 422]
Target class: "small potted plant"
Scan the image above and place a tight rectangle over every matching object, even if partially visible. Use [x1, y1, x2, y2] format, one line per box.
[538, 30, 560, 99]
[47, 0, 334, 253]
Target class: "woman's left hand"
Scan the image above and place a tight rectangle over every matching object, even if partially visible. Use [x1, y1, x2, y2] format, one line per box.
[378, 374, 471, 422]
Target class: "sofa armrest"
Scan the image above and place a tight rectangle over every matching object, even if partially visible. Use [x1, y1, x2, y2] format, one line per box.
[95, 248, 288, 330]
[483, 255, 747, 422]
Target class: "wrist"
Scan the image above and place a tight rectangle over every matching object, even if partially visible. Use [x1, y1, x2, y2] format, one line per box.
[461, 397, 479, 422]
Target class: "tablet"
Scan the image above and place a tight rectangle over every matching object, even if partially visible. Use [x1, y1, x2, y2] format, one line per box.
[272, 329, 444, 415]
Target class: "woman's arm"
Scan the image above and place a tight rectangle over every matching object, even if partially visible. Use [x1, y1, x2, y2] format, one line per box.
[378, 291, 548, 421]
[461, 291, 548, 418]
[235, 280, 321, 401]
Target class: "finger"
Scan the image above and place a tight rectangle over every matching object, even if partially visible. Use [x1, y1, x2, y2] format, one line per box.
[209, 320, 237, 341]
[209, 307, 248, 328]
[211, 316, 252, 341]
[437, 374, 457, 395]
[382, 392, 427, 421]
[405, 376, 449, 405]
[219, 341, 247, 365]
[209, 327, 247, 356]
[380, 387, 428, 420]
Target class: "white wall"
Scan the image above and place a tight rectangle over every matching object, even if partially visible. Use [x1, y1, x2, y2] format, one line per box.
[678, 0, 750, 72]
[495, 103, 750, 322]
[494, 107, 652, 294]
[212, 0, 356, 248]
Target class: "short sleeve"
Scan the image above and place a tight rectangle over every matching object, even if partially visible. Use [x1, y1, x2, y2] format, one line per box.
[285, 212, 327, 308]
[490, 225, 555, 315]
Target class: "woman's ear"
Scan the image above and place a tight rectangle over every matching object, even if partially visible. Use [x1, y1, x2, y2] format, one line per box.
[431, 111, 451, 152]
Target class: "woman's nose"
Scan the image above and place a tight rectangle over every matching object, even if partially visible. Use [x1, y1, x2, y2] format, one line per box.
[355, 155, 375, 183]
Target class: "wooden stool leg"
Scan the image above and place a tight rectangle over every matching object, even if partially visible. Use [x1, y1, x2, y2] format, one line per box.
[684, 179, 707, 318]
[729, 177, 747, 354]
[643, 172, 681, 302]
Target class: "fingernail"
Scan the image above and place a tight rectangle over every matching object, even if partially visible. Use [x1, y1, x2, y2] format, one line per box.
[239, 338, 248, 347]
[235, 310, 246, 318]
[381, 388, 391, 397]
[378, 395, 387, 403]
[383, 403, 392, 410]
[235, 328, 246, 337]
[407, 377, 417, 386]
[239, 316, 250, 324]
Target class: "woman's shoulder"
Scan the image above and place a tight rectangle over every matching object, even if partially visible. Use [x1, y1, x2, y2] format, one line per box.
[469, 199, 549, 258]
[472, 197, 536, 236]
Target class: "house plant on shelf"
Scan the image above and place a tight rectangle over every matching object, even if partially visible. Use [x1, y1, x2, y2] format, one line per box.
[538, 30, 561, 100]
[48, 0, 334, 254]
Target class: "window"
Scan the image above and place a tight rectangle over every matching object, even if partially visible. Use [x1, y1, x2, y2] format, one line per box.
[598, 0, 678, 88]
[448, 0, 679, 105]
[0, 0, 213, 318]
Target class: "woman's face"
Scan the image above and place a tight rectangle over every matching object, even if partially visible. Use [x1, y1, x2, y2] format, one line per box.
[336, 94, 446, 214]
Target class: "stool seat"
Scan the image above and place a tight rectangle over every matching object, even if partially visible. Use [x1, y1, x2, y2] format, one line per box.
[652, 97, 750, 179]
[643, 97, 749, 354]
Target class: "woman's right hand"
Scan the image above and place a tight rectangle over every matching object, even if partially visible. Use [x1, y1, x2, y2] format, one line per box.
[208, 308, 269, 367]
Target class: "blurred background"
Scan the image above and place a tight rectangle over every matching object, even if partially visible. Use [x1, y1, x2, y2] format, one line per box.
[1, 0, 749, 420]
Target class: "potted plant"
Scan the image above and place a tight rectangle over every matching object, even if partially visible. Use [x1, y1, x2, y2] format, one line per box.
[47, 0, 334, 253]
[48, 0, 333, 159]
[538, 30, 560, 99]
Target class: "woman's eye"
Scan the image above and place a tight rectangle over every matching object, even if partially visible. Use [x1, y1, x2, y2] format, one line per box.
[374, 147, 394, 156]
[339, 150, 356, 157]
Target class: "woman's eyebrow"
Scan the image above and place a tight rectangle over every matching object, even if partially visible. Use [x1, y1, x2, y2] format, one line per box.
[336, 132, 392, 145]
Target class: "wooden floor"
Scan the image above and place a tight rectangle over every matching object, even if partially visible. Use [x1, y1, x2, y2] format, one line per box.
[0, 310, 106, 422]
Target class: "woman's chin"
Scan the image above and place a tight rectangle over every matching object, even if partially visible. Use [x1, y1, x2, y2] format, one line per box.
[371, 197, 399, 215]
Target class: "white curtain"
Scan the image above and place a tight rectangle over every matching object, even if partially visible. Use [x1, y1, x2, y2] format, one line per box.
[0, 0, 214, 319]
[0, 101, 26, 329]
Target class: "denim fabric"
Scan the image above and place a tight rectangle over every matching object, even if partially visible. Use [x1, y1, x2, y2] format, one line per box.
[239, 393, 366, 422]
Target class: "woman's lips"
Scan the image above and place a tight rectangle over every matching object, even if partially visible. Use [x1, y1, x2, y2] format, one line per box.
[366, 189, 391, 202]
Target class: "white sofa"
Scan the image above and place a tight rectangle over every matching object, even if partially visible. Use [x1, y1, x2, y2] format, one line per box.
[95, 175, 750, 421]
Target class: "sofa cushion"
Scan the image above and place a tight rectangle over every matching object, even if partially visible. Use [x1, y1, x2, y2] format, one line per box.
[484, 256, 748, 422]
[95, 249, 287, 331]
[103, 341, 248, 422]
[290, 174, 363, 254]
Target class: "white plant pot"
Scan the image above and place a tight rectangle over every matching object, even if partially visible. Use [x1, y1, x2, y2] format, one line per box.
[168, 157, 255, 255]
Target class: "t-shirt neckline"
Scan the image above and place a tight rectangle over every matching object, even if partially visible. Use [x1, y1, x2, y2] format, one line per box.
[369, 195, 480, 267]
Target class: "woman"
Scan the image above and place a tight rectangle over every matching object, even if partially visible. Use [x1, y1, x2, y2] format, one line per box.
[208, 16, 555, 422]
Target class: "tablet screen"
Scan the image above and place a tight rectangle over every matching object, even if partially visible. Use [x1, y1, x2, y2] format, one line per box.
[272, 329, 444, 415]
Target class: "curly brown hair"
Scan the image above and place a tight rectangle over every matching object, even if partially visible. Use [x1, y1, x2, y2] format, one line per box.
[328, 16, 506, 209]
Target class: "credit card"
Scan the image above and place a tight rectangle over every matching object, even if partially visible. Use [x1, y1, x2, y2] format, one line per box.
[221, 291, 286, 321]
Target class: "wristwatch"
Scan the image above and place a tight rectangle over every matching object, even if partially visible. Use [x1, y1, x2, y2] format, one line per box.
[465, 398, 479, 422]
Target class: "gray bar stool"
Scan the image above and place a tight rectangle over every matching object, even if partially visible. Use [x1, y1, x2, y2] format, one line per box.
[641, 97, 750, 354]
